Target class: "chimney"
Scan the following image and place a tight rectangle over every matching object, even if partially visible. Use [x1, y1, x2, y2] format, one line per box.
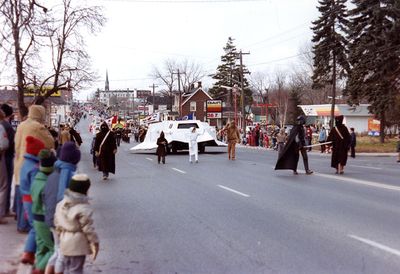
[197, 81, 202, 88]
[190, 83, 195, 90]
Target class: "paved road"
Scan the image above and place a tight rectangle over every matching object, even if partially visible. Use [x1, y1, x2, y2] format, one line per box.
[3, 116, 398, 273]
[69, 117, 400, 274]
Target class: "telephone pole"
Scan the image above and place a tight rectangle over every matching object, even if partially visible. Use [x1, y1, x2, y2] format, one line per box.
[172, 69, 186, 117]
[238, 50, 250, 136]
[149, 83, 158, 114]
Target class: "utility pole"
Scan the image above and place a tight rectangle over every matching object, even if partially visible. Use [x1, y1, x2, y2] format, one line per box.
[172, 69, 186, 117]
[238, 50, 250, 136]
[149, 83, 158, 114]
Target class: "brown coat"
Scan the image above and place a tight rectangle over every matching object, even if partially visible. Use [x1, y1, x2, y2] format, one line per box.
[13, 105, 54, 185]
[225, 123, 240, 143]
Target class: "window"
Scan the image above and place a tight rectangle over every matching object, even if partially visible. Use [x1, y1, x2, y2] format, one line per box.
[177, 123, 199, 129]
[190, 101, 196, 111]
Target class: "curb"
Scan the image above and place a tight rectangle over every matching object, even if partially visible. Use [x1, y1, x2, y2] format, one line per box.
[237, 144, 398, 157]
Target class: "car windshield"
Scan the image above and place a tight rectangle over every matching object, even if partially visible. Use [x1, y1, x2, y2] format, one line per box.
[177, 123, 199, 129]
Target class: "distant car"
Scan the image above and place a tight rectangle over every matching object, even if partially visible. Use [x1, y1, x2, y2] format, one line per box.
[130, 120, 226, 153]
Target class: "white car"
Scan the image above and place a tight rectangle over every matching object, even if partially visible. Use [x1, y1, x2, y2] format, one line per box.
[130, 120, 226, 153]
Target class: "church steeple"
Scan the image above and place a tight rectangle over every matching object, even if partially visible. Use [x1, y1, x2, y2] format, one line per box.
[105, 70, 109, 91]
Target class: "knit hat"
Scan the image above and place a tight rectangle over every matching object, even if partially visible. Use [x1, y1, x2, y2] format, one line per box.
[60, 141, 81, 165]
[38, 149, 57, 173]
[0, 104, 13, 117]
[25, 136, 45, 156]
[69, 174, 91, 195]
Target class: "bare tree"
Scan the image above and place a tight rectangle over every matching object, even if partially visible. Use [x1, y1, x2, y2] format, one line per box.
[179, 59, 206, 93]
[0, 0, 48, 117]
[151, 58, 206, 95]
[270, 70, 289, 127]
[249, 71, 270, 104]
[150, 59, 177, 96]
[34, 0, 106, 104]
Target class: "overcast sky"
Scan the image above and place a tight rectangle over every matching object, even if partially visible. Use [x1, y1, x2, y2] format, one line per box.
[81, 0, 321, 97]
[1, 0, 321, 99]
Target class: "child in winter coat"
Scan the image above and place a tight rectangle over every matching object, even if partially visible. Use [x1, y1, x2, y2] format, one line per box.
[54, 174, 99, 274]
[19, 136, 46, 265]
[30, 149, 57, 274]
[43, 141, 81, 274]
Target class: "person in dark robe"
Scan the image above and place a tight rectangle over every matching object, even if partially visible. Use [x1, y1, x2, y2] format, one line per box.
[156, 131, 168, 164]
[275, 115, 313, 175]
[327, 115, 351, 174]
[94, 122, 117, 180]
[349, 127, 356, 158]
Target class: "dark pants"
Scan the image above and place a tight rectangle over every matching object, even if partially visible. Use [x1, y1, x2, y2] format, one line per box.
[298, 147, 311, 172]
[319, 142, 326, 153]
[92, 154, 97, 167]
[116, 136, 121, 147]
[158, 155, 165, 164]
[5, 154, 13, 214]
[350, 146, 356, 158]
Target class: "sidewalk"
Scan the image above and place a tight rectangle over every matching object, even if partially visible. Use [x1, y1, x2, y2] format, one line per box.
[0, 217, 25, 274]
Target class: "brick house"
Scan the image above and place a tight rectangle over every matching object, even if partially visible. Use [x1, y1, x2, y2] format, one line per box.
[181, 82, 213, 121]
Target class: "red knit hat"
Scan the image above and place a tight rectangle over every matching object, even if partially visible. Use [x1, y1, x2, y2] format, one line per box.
[25, 136, 45, 156]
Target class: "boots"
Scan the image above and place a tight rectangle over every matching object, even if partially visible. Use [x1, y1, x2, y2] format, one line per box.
[20, 251, 35, 265]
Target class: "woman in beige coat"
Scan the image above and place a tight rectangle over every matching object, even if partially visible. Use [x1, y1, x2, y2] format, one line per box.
[13, 105, 54, 231]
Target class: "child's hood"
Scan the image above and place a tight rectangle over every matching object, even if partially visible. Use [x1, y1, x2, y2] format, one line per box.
[62, 189, 89, 209]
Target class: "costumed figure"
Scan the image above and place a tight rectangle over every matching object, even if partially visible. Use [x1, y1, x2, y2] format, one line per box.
[327, 115, 351, 174]
[94, 122, 117, 180]
[275, 115, 313, 175]
[156, 131, 168, 164]
[188, 127, 201, 163]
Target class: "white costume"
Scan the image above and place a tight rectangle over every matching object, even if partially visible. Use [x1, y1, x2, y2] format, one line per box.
[188, 127, 200, 163]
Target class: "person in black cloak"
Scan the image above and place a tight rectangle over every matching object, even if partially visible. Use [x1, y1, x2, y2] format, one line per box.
[275, 115, 313, 175]
[94, 122, 117, 180]
[327, 115, 351, 174]
[156, 131, 168, 164]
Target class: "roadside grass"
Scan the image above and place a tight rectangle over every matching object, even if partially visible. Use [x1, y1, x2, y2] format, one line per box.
[356, 136, 398, 153]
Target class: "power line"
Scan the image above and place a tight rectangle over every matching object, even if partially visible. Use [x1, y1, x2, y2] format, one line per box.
[101, 0, 267, 2]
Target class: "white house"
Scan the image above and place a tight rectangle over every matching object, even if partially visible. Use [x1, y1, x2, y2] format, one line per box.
[299, 104, 375, 133]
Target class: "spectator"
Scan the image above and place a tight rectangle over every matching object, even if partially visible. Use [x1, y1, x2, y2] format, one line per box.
[349, 127, 356, 158]
[318, 126, 327, 153]
[54, 174, 99, 274]
[0, 109, 10, 224]
[0, 104, 15, 218]
[30, 149, 57, 273]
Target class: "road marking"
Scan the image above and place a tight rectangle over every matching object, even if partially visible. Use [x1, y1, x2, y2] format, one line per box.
[217, 185, 250, 197]
[146, 158, 153, 161]
[350, 165, 382, 170]
[172, 168, 186, 174]
[315, 172, 400, 192]
[349, 234, 400, 257]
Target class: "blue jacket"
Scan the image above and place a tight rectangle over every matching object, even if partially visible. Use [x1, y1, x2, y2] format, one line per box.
[19, 154, 39, 196]
[43, 160, 77, 227]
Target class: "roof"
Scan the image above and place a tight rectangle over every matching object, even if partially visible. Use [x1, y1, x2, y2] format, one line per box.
[0, 88, 68, 105]
[299, 104, 372, 117]
[182, 88, 213, 105]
